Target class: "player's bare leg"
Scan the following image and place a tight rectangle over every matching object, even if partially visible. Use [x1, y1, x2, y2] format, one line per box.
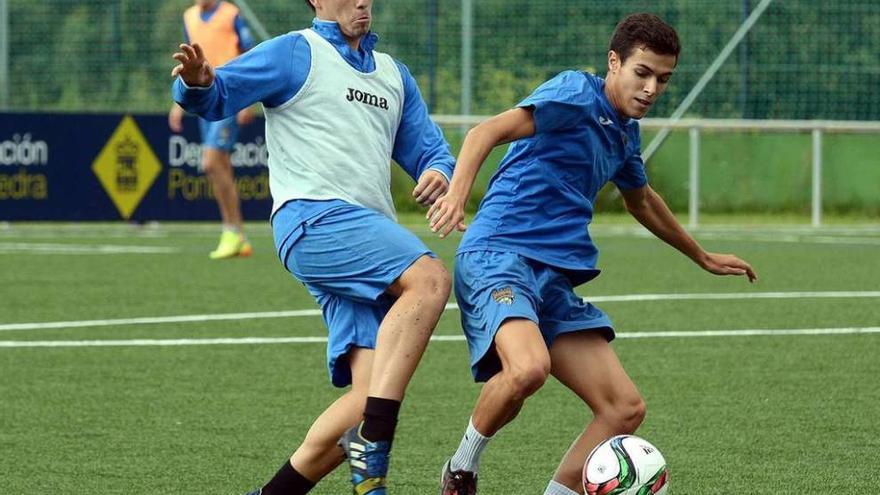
[441, 319, 549, 494]
[203, 148, 250, 258]
[337, 255, 451, 494]
[471, 319, 550, 436]
[367, 255, 451, 401]
[288, 348, 373, 482]
[203, 148, 242, 229]
[547, 331, 646, 493]
[251, 349, 373, 495]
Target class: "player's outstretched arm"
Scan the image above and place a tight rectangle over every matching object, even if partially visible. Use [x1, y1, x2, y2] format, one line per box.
[621, 185, 757, 282]
[172, 34, 303, 122]
[428, 107, 536, 238]
[171, 43, 215, 88]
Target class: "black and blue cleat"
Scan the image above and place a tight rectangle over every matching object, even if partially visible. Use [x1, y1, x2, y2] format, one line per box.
[338, 425, 391, 495]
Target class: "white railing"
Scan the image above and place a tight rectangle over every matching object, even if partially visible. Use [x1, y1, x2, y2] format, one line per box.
[431, 116, 880, 228]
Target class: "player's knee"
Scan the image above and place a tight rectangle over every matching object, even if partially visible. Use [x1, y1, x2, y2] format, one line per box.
[599, 393, 646, 433]
[507, 360, 550, 399]
[201, 151, 228, 176]
[421, 258, 452, 300]
[403, 257, 451, 301]
[620, 395, 647, 432]
[202, 159, 221, 176]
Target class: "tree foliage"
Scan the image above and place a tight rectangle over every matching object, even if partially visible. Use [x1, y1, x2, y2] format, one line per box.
[7, 0, 879, 119]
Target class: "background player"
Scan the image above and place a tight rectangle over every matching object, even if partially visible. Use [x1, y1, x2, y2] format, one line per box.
[427, 13, 757, 495]
[168, 0, 256, 259]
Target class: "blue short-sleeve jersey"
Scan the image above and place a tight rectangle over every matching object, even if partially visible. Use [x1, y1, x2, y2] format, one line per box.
[458, 71, 648, 286]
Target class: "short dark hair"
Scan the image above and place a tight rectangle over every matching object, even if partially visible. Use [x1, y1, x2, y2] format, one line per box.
[610, 13, 681, 63]
[304, 0, 315, 11]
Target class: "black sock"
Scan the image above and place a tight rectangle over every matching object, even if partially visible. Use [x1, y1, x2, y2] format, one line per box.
[262, 460, 315, 495]
[360, 396, 401, 443]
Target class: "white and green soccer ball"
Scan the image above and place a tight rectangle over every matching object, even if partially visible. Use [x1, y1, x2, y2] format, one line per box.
[583, 435, 669, 495]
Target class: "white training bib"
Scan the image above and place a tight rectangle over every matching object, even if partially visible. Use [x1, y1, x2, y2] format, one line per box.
[264, 28, 405, 219]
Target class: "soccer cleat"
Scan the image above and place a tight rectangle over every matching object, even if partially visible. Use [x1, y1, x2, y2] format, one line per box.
[338, 425, 390, 495]
[209, 230, 251, 259]
[238, 239, 254, 257]
[440, 459, 477, 495]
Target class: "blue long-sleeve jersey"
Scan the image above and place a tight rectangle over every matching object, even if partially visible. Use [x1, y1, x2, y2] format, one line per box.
[173, 18, 455, 221]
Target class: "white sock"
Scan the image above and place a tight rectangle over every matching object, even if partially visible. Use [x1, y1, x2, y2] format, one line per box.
[543, 480, 580, 495]
[449, 417, 492, 473]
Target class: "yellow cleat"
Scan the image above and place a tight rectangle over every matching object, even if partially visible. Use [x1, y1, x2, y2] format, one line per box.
[209, 230, 252, 259]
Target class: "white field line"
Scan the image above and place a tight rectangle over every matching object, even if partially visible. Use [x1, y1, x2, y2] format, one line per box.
[403, 227, 880, 246]
[587, 290, 880, 303]
[0, 232, 172, 240]
[588, 225, 880, 236]
[1, 291, 879, 333]
[425, 228, 880, 246]
[0, 309, 324, 332]
[0, 242, 179, 255]
[586, 228, 880, 246]
[3, 224, 879, 240]
[693, 232, 880, 246]
[3, 222, 879, 232]
[1, 326, 878, 348]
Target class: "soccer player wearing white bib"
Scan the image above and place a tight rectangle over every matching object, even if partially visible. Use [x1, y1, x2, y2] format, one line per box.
[428, 14, 757, 495]
[172, 1, 456, 494]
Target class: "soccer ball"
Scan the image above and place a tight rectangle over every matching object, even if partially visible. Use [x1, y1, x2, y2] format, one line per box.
[583, 435, 668, 495]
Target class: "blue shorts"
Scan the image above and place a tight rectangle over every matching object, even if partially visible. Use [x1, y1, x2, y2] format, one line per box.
[455, 250, 615, 382]
[199, 116, 238, 152]
[272, 201, 433, 387]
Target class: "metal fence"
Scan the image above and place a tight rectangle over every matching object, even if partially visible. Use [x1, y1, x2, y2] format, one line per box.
[3, 0, 880, 119]
[434, 115, 880, 225]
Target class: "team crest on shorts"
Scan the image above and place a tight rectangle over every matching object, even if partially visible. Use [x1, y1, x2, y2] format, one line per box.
[491, 286, 515, 305]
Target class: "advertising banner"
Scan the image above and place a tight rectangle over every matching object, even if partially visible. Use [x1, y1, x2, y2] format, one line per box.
[0, 112, 271, 221]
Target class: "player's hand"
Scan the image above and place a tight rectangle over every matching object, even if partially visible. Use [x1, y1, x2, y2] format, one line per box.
[171, 43, 215, 88]
[427, 193, 467, 239]
[168, 104, 185, 133]
[237, 107, 255, 126]
[413, 170, 448, 207]
[699, 253, 757, 283]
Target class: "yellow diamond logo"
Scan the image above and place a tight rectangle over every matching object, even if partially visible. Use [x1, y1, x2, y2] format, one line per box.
[92, 116, 162, 219]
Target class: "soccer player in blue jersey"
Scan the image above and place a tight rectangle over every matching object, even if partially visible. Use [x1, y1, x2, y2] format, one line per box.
[168, 0, 257, 259]
[429, 13, 756, 495]
[171, 0, 455, 494]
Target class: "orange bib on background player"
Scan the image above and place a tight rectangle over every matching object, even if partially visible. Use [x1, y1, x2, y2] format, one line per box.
[183, 1, 241, 67]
